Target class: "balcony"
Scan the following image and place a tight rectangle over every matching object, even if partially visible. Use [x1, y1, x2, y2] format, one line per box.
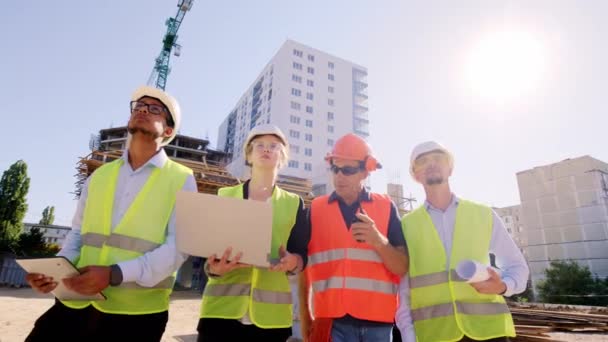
[354, 103, 369, 113]
[353, 112, 369, 122]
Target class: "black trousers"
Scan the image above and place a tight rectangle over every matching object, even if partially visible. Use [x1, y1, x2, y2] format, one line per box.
[26, 300, 169, 342]
[197, 318, 292, 342]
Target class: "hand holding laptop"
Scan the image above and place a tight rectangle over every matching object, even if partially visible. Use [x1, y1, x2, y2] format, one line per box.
[207, 247, 250, 276]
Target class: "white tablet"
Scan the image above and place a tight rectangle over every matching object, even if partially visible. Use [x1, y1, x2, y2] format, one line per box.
[16, 256, 106, 301]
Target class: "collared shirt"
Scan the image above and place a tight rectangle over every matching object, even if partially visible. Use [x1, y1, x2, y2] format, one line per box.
[58, 149, 197, 287]
[395, 194, 530, 340]
[327, 188, 406, 248]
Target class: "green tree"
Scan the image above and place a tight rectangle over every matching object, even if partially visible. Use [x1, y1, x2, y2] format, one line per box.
[0, 160, 30, 251]
[39, 206, 55, 225]
[16, 227, 48, 257]
[537, 260, 608, 306]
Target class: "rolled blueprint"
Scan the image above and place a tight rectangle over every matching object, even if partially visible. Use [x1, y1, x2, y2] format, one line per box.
[455, 260, 491, 283]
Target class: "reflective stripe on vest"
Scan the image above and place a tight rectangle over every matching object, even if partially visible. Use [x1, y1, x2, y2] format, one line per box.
[411, 302, 511, 321]
[402, 199, 516, 341]
[312, 276, 398, 295]
[409, 270, 466, 288]
[308, 248, 383, 265]
[204, 283, 293, 304]
[61, 158, 192, 315]
[81, 232, 161, 253]
[200, 183, 300, 329]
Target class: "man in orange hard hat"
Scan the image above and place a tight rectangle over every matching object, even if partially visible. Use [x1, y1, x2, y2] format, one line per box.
[299, 133, 408, 342]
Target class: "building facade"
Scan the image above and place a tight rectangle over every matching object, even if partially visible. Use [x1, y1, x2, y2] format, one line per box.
[217, 39, 369, 195]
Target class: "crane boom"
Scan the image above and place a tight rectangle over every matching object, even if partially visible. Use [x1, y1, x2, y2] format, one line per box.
[147, 0, 194, 90]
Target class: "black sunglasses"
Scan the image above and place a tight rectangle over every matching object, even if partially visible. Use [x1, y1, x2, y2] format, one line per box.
[330, 164, 362, 176]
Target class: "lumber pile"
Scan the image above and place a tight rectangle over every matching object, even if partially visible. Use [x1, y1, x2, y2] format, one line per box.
[509, 303, 608, 341]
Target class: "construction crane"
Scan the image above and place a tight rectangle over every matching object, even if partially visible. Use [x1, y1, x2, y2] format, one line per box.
[147, 0, 194, 90]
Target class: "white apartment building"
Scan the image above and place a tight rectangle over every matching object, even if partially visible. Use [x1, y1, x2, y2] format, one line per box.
[23, 223, 71, 247]
[494, 204, 527, 254]
[217, 39, 369, 195]
[516, 156, 608, 288]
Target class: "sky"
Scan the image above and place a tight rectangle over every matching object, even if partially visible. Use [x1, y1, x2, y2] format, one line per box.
[2, 1, 607, 226]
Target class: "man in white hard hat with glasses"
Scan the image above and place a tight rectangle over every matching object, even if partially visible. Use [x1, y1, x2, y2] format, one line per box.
[24, 86, 197, 341]
[396, 141, 529, 342]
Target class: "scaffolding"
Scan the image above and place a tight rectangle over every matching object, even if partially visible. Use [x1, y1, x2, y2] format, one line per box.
[74, 150, 314, 205]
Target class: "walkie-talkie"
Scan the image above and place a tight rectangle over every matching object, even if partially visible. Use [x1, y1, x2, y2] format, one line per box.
[351, 205, 365, 243]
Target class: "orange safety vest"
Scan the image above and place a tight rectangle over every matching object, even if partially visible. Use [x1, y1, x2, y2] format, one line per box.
[307, 193, 400, 323]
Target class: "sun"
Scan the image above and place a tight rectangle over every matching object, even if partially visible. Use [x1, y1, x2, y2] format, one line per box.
[465, 31, 545, 102]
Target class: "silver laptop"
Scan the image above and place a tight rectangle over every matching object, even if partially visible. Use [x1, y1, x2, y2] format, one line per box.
[175, 191, 274, 267]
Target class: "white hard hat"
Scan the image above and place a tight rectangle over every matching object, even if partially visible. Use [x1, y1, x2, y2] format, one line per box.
[409, 141, 454, 178]
[130, 85, 181, 146]
[243, 124, 289, 154]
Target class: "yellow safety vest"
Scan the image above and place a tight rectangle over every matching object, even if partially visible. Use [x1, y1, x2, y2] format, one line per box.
[62, 157, 192, 314]
[200, 183, 300, 328]
[402, 199, 516, 342]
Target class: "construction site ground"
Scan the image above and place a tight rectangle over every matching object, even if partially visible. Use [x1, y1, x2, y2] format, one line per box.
[1, 288, 607, 342]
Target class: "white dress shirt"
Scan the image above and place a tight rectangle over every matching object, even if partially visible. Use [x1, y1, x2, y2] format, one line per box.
[58, 149, 197, 287]
[396, 195, 530, 341]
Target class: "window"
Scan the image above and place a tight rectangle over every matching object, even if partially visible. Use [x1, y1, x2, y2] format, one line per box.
[293, 49, 303, 57]
[307, 67, 315, 74]
[327, 112, 334, 121]
[308, 54, 315, 62]
[305, 148, 312, 156]
[288, 160, 299, 168]
[289, 130, 300, 139]
[328, 125, 334, 133]
[292, 74, 302, 83]
[328, 99, 334, 106]
[305, 120, 313, 128]
[291, 101, 301, 110]
[305, 163, 312, 171]
[306, 93, 314, 100]
[328, 61, 335, 69]
[306, 106, 313, 113]
[328, 86, 334, 93]
[305, 133, 313, 142]
[291, 88, 301, 96]
[307, 79, 314, 87]
[328, 139, 334, 146]
[328, 73, 335, 81]
[293, 62, 302, 70]
[291, 145, 300, 154]
[290, 115, 301, 124]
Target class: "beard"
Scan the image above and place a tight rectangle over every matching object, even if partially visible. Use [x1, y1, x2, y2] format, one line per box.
[128, 125, 162, 139]
[425, 176, 444, 186]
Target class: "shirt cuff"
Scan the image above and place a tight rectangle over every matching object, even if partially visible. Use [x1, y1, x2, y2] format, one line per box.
[117, 259, 141, 284]
[501, 276, 516, 297]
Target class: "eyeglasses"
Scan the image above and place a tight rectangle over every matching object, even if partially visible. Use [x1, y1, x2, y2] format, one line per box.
[130, 101, 167, 116]
[330, 164, 362, 176]
[252, 141, 282, 153]
[414, 152, 448, 169]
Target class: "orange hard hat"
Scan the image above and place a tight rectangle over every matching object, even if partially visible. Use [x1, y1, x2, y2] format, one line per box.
[325, 133, 382, 172]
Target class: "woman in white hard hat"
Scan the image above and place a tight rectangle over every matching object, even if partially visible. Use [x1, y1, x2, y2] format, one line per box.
[197, 124, 310, 342]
